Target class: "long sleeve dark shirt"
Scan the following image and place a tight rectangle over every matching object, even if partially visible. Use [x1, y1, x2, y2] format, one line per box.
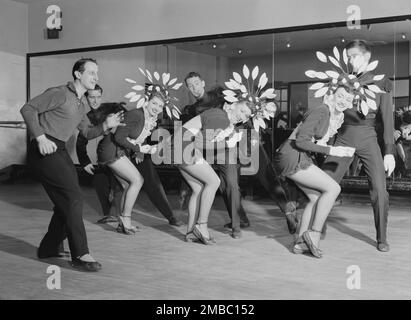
[294, 104, 331, 155]
[76, 103, 126, 166]
[181, 86, 225, 123]
[341, 74, 394, 155]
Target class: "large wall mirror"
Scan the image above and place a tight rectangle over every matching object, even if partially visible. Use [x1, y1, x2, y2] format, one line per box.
[28, 17, 411, 190]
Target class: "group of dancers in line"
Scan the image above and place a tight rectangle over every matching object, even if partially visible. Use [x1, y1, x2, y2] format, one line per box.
[20, 39, 395, 272]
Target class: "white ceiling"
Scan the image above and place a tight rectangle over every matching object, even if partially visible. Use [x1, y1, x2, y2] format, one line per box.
[9, 0, 42, 3]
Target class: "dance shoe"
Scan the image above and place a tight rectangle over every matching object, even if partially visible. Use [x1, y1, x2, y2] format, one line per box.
[377, 242, 390, 252]
[302, 230, 323, 258]
[192, 223, 216, 245]
[71, 257, 102, 272]
[292, 237, 323, 255]
[231, 229, 242, 239]
[285, 211, 298, 234]
[169, 217, 184, 227]
[184, 231, 198, 242]
[96, 215, 118, 224]
[223, 221, 250, 229]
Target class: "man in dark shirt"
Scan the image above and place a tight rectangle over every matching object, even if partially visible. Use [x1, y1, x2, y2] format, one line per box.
[76, 84, 123, 224]
[21, 58, 124, 272]
[322, 40, 395, 252]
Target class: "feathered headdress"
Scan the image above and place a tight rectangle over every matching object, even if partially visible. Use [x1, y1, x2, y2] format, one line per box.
[223, 65, 277, 131]
[124, 68, 183, 119]
[305, 46, 385, 116]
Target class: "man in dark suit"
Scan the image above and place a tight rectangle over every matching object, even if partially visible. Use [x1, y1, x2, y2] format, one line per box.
[322, 40, 395, 252]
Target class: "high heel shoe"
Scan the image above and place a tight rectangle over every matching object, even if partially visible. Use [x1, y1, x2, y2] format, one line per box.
[184, 231, 197, 242]
[302, 230, 322, 258]
[292, 236, 323, 255]
[192, 222, 216, 245]
[117, 216, 138, 235]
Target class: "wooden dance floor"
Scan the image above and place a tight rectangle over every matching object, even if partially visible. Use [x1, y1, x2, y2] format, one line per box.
[1, 181, 411, 300]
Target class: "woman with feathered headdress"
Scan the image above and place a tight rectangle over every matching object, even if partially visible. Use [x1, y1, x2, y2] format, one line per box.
[97, 69, 183, 234]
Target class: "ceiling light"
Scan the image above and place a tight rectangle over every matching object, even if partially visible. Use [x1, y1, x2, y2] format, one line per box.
[212, 43, 217, 49]
[341, 37, 346, 43]
[286, 42, 291, 48]
[238, 49, 243, 54]
[401, 33, 406, 39]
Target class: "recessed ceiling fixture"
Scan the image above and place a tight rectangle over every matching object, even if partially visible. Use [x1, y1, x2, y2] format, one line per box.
[341, 37, 346, 43]
[212, 43, 217, 49]
[401, 33, 406, 39]
[286, 42, 291, 48]
[238, 49, 243, 54]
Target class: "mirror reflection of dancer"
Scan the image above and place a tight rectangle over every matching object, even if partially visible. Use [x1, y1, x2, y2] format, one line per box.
[98, 74, 183, 234]
[321, 40, 395, 252]
[21, 58, 124, 272]
[76, 84, 124, 224]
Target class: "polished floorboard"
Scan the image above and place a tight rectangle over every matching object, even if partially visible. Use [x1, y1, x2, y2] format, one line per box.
[0, 182, 411, 300]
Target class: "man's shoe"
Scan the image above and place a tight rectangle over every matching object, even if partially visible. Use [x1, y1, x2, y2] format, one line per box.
[377, 242, 390, 252]
[71, 257, 102, 272]
[285, 211, 298, 234]
[240, 221, 250, 228]
[231, 229, 242, 239]
[224, 221, 250, 229]
[169, 218, 184, 227]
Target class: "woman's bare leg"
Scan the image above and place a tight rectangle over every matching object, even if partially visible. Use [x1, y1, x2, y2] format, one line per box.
[179, 162, 220, 238]
[179, 169, 203, 234]
[288, 164, 341, 248]
[108, 157, 144, 227]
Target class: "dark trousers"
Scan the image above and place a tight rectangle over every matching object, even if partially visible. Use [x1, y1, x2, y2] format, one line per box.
[28, 137, 89, 258]
[212, 163, 248, 230]
[322, 125, 389, 243]
[134, 155, 175, 221]
[256, 142, 294, 214]
[92, 167, 122, 217]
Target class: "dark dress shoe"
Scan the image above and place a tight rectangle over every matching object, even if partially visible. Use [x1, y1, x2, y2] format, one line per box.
[377, 242, 390, 252]
[71, 257, 102, 272]
[231, 229, 242, 239]
[224, 221, 250, 229]
[285, 212, 298, 234]
[169, 218, 184, 227]
[240, 221, 250, 228]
